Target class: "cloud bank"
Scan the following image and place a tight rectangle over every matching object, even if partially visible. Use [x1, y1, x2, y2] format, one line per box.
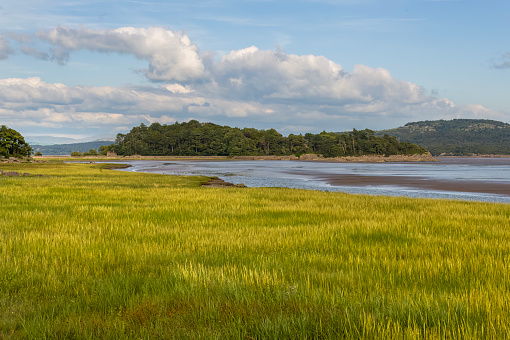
[0, 26, 504, 140]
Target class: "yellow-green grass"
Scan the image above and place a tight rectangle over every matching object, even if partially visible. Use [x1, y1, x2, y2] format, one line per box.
[1, 163, 509, 339]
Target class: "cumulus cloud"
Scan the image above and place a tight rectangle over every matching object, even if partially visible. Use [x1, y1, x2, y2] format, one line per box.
[188, 98, 274, 118]
[0, 75, 501, 138]
[17, 26, 426, 110]
[35, 26, 205, 81]
[0, 77, 205, 112]
[0, 77, 209, 132]
[197, 46, 428, 114]
[164, 83, 194, 94]
[1, 25, 506, 139]
[4, 26, 444, 112]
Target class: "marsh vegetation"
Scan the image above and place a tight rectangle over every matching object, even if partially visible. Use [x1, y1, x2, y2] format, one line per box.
[1, 163, 509, 338]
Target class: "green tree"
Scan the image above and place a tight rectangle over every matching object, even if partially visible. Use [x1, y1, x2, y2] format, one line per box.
[98, 144, 115, 156]
[0, 125, 32, 158]
[259, 129, 285, 155]
[110, 122, 427, 158]
[224, 129, 256, 156]
[83, 149, 98, 156]
[287, 134, 307, 156]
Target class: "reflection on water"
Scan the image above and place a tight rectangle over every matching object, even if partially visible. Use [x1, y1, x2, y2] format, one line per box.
[117, 157, 510, 203]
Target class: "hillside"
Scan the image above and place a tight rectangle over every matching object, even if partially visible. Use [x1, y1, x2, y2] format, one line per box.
[377, 119, 510, 156]
[31, 141, 111, 156]
[31, 118, 510, 157]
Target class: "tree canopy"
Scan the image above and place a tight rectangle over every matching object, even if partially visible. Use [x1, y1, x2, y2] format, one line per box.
[0, 125, 32, 158]
[103, 121, 428, 157]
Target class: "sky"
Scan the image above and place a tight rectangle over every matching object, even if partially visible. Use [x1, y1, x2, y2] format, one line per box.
[0, 0, 509, 144]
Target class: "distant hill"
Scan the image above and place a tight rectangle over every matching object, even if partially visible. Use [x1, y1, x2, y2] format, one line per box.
[377, 119, 510, 156]
[31, 140, 113, 156]
[30, 119, 510, 156]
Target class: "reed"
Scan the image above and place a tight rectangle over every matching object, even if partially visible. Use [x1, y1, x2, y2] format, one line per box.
[1, 163, 509, 339]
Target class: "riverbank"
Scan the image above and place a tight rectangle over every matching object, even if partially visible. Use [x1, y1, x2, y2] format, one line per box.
[298, 153, 438, 162]
[204, 153, 438, 162]
[34, 153, 438, 163]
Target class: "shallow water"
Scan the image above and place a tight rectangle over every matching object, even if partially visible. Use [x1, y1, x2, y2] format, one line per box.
[117, 157, 510, 203]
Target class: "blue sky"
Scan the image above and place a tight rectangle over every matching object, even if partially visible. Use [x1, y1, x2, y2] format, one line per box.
[0, 0, 509, 144]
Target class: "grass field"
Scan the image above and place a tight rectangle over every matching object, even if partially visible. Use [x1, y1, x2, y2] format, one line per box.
[1, 162, 510, 339]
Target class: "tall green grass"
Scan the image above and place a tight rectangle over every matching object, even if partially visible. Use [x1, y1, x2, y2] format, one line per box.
[1, 163, 509, 339]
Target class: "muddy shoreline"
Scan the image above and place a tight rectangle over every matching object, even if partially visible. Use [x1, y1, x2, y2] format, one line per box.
[311, 173, 510, 196]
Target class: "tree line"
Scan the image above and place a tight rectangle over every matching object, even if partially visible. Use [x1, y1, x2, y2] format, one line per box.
[101, 120, 428, 157]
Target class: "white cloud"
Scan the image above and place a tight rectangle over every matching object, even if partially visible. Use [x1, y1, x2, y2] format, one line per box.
[35, 26, 205, 81]
[188, 98, 272, 118]
[205, 47, 427, 111]
[5, 26, 471, 117]
[144, 115, 177, 125]
[0, 74, 503, 137]
[163, 83, 194, 94]
[0, 77, 209, 135]
[1, 25, 507, 138]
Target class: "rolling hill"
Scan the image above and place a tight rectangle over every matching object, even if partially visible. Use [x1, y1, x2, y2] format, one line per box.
[377, 119, 510, 156]
[29, 119, 510, 157]
[31, 141, 112, 156]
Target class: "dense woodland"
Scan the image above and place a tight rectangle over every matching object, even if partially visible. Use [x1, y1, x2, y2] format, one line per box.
[377, 119, 510, 156]
[101, 120, 428, 157]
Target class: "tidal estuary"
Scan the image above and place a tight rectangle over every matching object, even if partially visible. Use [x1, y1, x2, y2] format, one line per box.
[117, 157, 510, 204]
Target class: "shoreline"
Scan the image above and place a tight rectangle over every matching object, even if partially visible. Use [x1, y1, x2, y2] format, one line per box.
[117, 157, 510, 199]
[18, 156, 510, 200]
[312, 173, 510, 196]
[33, 153, 439, 163]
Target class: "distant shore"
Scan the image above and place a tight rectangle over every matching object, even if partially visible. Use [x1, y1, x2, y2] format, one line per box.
[32, 153, 439, 163]
[231, 153, 438, 162]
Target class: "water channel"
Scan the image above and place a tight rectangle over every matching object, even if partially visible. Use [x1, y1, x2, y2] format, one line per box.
[115, 157, 510, 204]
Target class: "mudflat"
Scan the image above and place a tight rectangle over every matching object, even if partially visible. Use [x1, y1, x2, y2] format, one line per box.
[316, 173, 510, 195]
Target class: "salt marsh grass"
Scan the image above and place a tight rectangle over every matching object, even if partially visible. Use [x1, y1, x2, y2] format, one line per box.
[1, 163, 510, 338]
